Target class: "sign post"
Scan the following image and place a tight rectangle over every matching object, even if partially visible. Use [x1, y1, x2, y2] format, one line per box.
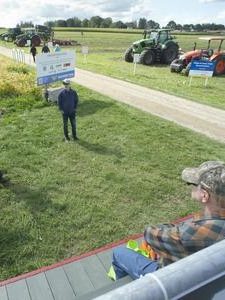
[188, 60, 215, 87]
[36, 51, 75, 86]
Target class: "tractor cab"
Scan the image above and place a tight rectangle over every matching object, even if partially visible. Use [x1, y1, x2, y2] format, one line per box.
[203, 37, 225, 75]
[143, 29, 173, 46]
[199, 36, 224, 57]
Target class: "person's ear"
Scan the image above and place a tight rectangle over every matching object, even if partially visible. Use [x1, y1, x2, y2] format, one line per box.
[201, 189, 210, 203]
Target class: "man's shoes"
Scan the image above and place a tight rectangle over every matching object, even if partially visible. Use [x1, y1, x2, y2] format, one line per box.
[73, 136, 79, 141]
[64, 137, 70, 142]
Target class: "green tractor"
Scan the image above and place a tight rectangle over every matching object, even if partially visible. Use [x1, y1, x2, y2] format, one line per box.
[124, 29, 179, 65]
[14, 25, 52, 47]
[0, 27, 23, 42]
[35, 25, 53, 42]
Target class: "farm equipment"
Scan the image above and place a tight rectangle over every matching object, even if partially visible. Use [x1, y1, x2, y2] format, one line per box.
[124, 29, 179, 65]
[14, 25, 52, 47]
[0, 27, 23, 42]
[35, 25, 53, 41]
[170, 37, 225, 76]
[52, 39, 79, 46]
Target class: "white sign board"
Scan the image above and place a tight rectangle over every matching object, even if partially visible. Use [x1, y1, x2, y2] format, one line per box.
[26, 40, 31, 47]
[133, 54, 140, 63]
[36, 51, 75, 85]
[82, 46, 89, 55]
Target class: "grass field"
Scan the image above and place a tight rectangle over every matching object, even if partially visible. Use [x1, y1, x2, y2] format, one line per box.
[1, 29, 225, 109]
[1, 54, 225, 280]
[52, 30, 225, 110]
[57, 30, 225, 109]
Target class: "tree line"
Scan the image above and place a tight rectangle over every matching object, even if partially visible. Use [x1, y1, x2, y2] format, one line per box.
[17, 17, 225, 32]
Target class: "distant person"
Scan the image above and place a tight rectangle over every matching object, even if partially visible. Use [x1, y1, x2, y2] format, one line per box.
[54, 44, 61, 52]
[109, 161, 225, 280]
[30, 44, 37, 62]
[58, 79, 79, 142]
[0, 170, 8, 184]
[41, 43, 50, 53]
[0, 170, 4, 183]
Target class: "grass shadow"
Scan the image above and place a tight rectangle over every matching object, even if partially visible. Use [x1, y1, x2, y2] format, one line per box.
[78, 139, 124, 159]
[3, 182, 67, 215]
[78, 99, 113, 117]
[0, 226, 31, 267]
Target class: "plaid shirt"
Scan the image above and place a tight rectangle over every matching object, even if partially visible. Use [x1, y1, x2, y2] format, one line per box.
[144, 211, 225, 266]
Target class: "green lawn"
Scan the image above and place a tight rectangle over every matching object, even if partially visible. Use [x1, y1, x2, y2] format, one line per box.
[1, 55, 225, 280]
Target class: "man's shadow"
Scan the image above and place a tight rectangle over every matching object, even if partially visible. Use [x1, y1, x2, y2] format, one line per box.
[0, 225, 32, 268]
[2, 181, 67, 215]
[78, 99, 113, 117]
[0, 181, 68, 273]
[77, 139, 124, 159]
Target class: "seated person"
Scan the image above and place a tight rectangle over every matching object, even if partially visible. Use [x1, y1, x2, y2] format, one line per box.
[110, 161, 225, 280]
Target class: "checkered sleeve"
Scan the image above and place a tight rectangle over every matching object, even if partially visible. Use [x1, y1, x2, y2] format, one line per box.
[144, 223, 189, 263]
[144, 219, 225, 265]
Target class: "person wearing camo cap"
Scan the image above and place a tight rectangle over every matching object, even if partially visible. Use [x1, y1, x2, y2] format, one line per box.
[109, 161, 225, 280]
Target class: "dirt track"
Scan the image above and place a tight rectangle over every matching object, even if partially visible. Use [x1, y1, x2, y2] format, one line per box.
[1, 45, 225, 143]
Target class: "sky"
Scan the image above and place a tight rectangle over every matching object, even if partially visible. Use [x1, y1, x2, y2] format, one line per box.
[0, 0, 225, 28]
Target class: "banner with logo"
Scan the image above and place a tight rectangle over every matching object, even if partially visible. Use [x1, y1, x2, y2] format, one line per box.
[36, 51, 75, 85]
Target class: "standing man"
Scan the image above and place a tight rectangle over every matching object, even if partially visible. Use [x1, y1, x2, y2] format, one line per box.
[30, 44, 37, 62]
[41, 43, 50, 53]
[58, 79, 79, 141]
[109, 161, 225, 280]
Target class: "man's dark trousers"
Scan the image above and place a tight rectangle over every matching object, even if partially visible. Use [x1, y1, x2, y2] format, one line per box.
[62, 112, 76, 140]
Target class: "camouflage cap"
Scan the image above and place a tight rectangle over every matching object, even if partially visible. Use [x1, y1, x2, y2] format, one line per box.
[182, 161, 225, 196]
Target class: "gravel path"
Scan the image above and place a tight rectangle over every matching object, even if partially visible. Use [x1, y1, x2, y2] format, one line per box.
[1, 45, 225, 143]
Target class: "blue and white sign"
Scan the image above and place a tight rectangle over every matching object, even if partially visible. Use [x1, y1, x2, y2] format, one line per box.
[189, 60, 215, 77]
[36, 51, 75, 85]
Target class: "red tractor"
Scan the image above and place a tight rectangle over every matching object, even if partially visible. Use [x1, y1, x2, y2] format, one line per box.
[170, 37, 225, 76]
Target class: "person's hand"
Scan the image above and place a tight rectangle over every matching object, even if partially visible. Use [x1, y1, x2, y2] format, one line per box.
[140, 240, 158, 260]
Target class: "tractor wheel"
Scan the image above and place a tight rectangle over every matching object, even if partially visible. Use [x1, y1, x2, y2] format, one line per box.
[162, 45, 178, 64]
[17, 38, 27, 47]
[31, 35, 41, 47]
[139, 49, 155, 65]
[213, 57, 225, 76]
[124, 46, 133, 62]
[170, 58, 183, 73]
